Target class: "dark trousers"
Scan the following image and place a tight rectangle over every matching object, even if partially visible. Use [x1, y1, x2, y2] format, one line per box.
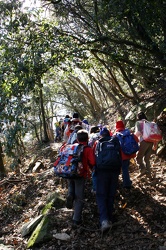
[122, 159, 132, 188]
[96, 170, 119, 224]
[92, 170, 97, 192]
[68, 178, 85, 222]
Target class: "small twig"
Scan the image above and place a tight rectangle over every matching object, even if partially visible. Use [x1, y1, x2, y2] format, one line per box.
[0, 178, 23, 186]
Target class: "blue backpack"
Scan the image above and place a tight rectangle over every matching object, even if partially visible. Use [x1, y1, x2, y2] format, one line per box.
[116, 129, 139, 155]
[95, 136, 122, 171]
[54, 143, 87, 179]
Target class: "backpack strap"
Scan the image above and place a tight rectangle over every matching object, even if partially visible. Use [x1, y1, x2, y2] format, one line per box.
[116, 132, 123, 136]
[53, 156, 61, 167]
[59, 142, 67, 152]
[65, 144, 76, 166]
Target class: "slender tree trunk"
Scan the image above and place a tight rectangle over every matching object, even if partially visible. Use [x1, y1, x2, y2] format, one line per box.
[39, 81, 49, 142]
[92, 52, 137, 100]
[25, 120, 40, 141]
[89, 74, 126, 119]
[116, 61, 140, 103]
[0, 143, 6, 178]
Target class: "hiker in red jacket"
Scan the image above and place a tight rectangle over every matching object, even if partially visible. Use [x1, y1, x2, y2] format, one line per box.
[66, 129, 96, 228]
[115, 120, 139, 190]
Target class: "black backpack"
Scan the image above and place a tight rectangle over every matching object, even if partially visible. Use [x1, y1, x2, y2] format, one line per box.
[95, 136, 122, 171]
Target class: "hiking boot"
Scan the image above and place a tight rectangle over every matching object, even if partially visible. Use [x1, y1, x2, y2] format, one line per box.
[123, 188, 131, 196]
[101, 220, 112, 233]
[72, 220, 82, 229]
[66, 195, 74, 209]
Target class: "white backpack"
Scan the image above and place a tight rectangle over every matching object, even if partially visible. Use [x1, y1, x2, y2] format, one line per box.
[143, 120, 162, 142]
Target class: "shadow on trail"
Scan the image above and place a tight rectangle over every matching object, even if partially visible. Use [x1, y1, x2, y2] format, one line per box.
[108, 177, 166, 249]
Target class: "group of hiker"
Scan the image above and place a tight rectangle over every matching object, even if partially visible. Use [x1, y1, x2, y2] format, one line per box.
[54, 111, 162, 233]
[54, 114, 90, 142]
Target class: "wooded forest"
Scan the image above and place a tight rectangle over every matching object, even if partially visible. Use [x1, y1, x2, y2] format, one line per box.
[0, 0, 166, 172]
[0, 1, 166, 249]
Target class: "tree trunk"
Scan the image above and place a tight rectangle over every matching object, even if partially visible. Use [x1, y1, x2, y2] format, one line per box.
[39, 82, 49, 142]
[116, 61, 140, 103]
[0, 143, 6, 178]
[89, 74, 126, 119]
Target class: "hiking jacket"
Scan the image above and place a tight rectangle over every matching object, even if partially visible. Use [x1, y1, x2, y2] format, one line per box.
[80, 142, 96, 178]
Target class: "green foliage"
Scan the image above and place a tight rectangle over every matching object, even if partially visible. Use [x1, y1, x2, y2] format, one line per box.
[0, 0, 165, 168]
[0, 0, 69, 159]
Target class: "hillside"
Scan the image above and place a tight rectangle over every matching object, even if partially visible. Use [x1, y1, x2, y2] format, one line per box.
[0, 142, 166, 250]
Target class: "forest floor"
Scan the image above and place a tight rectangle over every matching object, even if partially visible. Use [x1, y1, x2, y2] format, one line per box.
[0, 141, 166, 250]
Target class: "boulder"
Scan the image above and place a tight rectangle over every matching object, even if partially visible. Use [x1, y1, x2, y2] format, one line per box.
[20, 214, 43, 237]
